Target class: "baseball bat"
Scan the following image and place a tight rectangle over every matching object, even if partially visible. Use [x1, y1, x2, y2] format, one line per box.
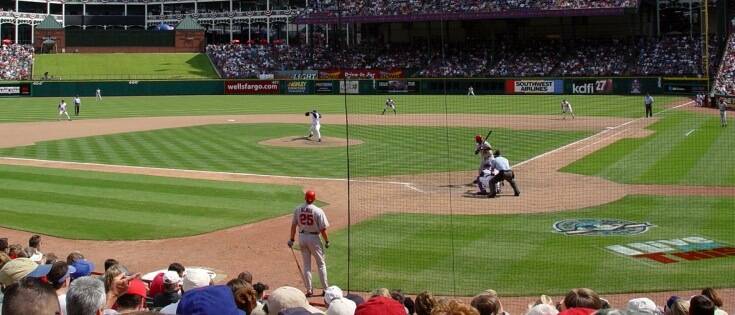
[484, 130, 493, 142]
[290, 247, 306, 285]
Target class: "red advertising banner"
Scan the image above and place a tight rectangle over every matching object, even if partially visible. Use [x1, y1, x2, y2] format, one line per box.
[318, 69, 404, 79]
[224, 80, 280, 95]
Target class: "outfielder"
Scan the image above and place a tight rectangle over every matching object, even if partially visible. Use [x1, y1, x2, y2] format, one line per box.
[719, 98, 728, 127]
[57, 99, 71, 121]
[306, 110, 322, 142]
[96, 88, 102, 101]
[73, 95, 81, 116]
[561, 99, 575, 119]
[468, 86, 475, 96]
[382, 98, 397, 115]
[288, 190, 330, 297]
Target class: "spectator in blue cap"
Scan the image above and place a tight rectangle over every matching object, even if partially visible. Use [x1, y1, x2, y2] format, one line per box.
[177, 285, 245, 315]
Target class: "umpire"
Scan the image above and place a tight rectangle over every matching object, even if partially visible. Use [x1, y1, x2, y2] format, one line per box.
[644, 93, 654, 118]
[488, 150, 520, 198]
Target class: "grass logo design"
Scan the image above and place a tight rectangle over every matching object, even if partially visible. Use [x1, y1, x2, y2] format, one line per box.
[553, 218, 654, 236]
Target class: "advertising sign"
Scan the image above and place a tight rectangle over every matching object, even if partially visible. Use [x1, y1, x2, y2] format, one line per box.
[224, 81, 280, 95]
[315, 82, 334, 93]
[505, 80, 563, 94]
[286, 81, 308, 94]
[274, 70, 319, 80]
[0, 84, 30, 96]
[339, 80, 359, 94]
[570, 79, 614, 94]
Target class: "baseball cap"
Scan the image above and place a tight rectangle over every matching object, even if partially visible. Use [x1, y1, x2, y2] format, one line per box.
[177, 285, 245, 315]
[627, 298, 661, 315]
[327, 298, 357, 315]
[183, 269, 211, 291]
[126, 279, 147, 298]
[0, 258, 52, 286]
[324, 286, 344, 305]
[666, 296, 681, 310]
[163, 270, 182, 285]
[267, 286, 323, 315]
[527, 304, 559, 315]
[70, 259, 95, 280]
[355, 296, 406, 315]
[47, 262, 76, 285]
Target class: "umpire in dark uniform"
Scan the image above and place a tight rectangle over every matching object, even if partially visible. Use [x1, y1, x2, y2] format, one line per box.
[644, 93, 654, 118]
[488, 150, 520, 198]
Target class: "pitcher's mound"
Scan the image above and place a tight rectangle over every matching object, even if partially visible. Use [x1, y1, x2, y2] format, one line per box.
[259, 136, 363, 148]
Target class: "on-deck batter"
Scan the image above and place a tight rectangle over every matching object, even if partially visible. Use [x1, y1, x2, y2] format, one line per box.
[288, 190, 330, 297]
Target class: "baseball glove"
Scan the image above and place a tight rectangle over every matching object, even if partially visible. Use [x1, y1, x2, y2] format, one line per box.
[305, 112, 310, 116]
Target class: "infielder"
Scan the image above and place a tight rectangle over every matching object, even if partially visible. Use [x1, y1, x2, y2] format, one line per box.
[288, 190, 330, 297]
[306, 110, 322, 142]
[468, 86, 475, 96]
[719, 99, 728, 127]
[96, 88, 102, 101]
[73, 95, 81, 116]
[561, 99, 575, 119]
[382, 98, 397, 115]
[57, 99, 71, 121]
[644, 93, 654, 118]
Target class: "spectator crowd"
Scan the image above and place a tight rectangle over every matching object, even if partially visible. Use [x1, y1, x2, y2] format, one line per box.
[0, 235, 731, 315]
[300, 0, 638, 19]
[0, 44, 33, 81]
[715, 34, 735, 96]
[207, 36, 716, 79]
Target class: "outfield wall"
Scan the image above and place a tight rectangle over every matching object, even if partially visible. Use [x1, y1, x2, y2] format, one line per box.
[4, 77, 708, 97]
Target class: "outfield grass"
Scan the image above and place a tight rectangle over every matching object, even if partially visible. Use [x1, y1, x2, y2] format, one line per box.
[0, 164, 304, 240]
[0, 95, 685, 122]
[32, 54, 218, 80]
[325, 195, 735, 296]
[563, 111, 735, 186]
[0, 124, 588, 178]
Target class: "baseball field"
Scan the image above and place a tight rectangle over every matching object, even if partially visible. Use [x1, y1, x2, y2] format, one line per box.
[0, 94, 732, 301]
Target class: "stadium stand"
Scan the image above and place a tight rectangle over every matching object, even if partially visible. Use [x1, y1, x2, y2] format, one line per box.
[0, 44, 33, 81]
[715, 34, 735, 96]
[300, 0, 638, 19]
[0, 235, 730, 315]
[206, 36, 717, 79]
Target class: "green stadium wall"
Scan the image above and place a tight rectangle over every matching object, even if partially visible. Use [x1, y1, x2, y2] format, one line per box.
[21, 78, 708, 97]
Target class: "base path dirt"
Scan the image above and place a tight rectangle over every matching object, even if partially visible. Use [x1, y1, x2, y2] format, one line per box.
[0, 100, 732, 312]
[259, 136, 363, 148]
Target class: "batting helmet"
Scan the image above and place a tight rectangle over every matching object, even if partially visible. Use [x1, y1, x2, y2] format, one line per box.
[305, 190, 316, 203]
[475, 135, 483, 143]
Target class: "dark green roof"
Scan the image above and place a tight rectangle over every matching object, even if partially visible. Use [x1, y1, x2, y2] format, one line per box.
[175, 17, 204, 31]
[36, 15, 63, 30]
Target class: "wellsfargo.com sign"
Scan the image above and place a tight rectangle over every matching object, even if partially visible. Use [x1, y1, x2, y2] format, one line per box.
[224, 81, 279, 94]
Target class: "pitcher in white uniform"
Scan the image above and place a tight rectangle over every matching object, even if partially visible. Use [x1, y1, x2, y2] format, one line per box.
[306, 110, 322, 142]
[288, 190, 330, 297]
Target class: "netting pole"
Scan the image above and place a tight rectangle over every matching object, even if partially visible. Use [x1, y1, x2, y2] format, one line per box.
[439, 18, 458, 297]
[338, 0, 352, 294]
[702, 0, 710, 92]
